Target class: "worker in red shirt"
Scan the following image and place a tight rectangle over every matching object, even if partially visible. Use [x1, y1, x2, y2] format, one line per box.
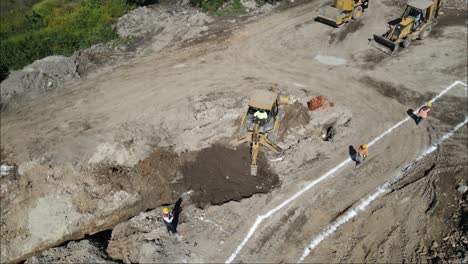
[162, 207, 176, 234]
[416, 103, 432, 125]
[355, 144, 368, 166]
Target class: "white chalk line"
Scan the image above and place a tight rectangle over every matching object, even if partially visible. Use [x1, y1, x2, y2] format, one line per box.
[298, 116, 468, 262]
[225, 81, 467, 263]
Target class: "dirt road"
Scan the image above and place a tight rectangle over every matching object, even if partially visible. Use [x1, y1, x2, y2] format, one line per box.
[1, 0, 467, 262]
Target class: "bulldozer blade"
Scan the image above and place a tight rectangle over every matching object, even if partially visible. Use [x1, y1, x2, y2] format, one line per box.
[316, 5, 345, 28]
[316, 16, 339, 27]
[250, 165, 257, 176]
[371, 34, 399, 55]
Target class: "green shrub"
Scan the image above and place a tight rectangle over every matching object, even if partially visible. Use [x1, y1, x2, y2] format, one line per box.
[0, 0, 134, 75]
[191, 0, 225, 13]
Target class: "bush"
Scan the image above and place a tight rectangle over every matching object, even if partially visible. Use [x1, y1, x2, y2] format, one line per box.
[191, 0, 246, 15]
[190, 0, 225, 13]
[0, 0, 134, 75]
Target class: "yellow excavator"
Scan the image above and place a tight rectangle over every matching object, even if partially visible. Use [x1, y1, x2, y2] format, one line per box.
[231, 90, 288, 176]
[372, 0, 443, 54]
[317, 0, 369, 27]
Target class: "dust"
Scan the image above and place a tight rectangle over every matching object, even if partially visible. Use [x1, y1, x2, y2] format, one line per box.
[177, 144, 280, 208]
[278, 103, 311, 139]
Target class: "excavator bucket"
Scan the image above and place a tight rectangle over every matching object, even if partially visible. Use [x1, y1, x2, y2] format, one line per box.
[371, 34, 399, 55]
[250, 165, 257, 176]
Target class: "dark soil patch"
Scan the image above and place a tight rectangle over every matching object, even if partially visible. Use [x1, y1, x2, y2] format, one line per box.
[278, 103, 311, 139]
[177, 144, 280, 208]
[428, 9, 466, 38]
[437, 8, 466, 28]
[329, 20, 364, 45]
[429, 96, 468, 126]
[361, 76, 467, 126]
[360, 76, 434, 107]
[357, 51, 387, 70]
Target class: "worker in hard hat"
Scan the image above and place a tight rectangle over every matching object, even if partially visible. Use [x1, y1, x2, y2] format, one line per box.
[254, 109, 268, 123]
[415, 103, 432, 125]
[162, 207, 176, 234]
[356, 144, 368, 166]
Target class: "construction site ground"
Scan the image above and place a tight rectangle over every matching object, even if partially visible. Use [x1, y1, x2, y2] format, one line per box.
[1, 0, 467, 263]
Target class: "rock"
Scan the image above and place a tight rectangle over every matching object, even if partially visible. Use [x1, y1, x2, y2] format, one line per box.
[0, 56, 79, 109]
[456, 184, 468, 194]
[0, 162, 18, 179]
[255, 3, 274, 14]
[25, 240, 116, 264]
[432, 241, 439, 248]
[240, 0, 258, 9]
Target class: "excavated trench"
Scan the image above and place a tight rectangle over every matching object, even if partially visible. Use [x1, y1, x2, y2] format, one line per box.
[95, 143, 280, 209]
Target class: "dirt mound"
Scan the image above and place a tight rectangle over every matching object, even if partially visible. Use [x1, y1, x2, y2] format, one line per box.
[93, 148, 180, 210]
[278, 103, 311, 139]
[178, 145, 280, 208]
[95, 144, 280, 210]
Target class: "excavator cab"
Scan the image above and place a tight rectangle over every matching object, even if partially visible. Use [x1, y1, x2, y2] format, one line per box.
[371, 0, 443, 54]
[231, 90, 288, 176]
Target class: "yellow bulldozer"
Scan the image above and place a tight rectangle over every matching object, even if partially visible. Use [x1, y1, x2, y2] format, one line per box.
[231, 90, 288, 176]
[317, 0, 369, 27]
[372, 0, 443, 54]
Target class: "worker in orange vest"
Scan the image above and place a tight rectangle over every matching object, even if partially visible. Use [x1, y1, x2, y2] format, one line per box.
[416, 103, 432, 125]
[356, 144, 368, 166]
[162, 207, 176, 234]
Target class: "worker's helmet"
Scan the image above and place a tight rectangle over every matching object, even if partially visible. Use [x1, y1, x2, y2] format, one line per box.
[362, 144, 368, 149]
[427, 103, 433, 108]
[162, 207, 170, 213]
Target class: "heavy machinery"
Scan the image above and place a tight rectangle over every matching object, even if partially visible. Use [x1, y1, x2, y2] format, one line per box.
[317, 0, 369, 27]
[231, 90, 288, 176]
[372, 0, 443, 54]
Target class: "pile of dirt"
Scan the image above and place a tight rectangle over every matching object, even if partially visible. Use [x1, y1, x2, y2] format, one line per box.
[278, 103, 311, 139]
[95, 143, 280, 210]
[178, 144, 280, 208]
[93, 148, 180, 210]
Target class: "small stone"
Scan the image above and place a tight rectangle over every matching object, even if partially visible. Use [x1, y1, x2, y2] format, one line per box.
[432, 241, 439, 248]
[219, 240, 224, 245]
[457, 185, 468, 194]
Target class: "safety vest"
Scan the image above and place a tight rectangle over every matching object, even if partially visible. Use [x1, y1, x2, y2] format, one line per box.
[418, 106, 431, 118]
[357, 146, 368, 158]
[254, 111, 268, 120]
[163, 212, 173, 223]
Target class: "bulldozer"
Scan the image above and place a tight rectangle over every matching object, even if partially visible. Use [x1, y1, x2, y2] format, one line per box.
[317, 0, 369, 27]
[371, 0, 443, 54]
[231, 90, 288, 176]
